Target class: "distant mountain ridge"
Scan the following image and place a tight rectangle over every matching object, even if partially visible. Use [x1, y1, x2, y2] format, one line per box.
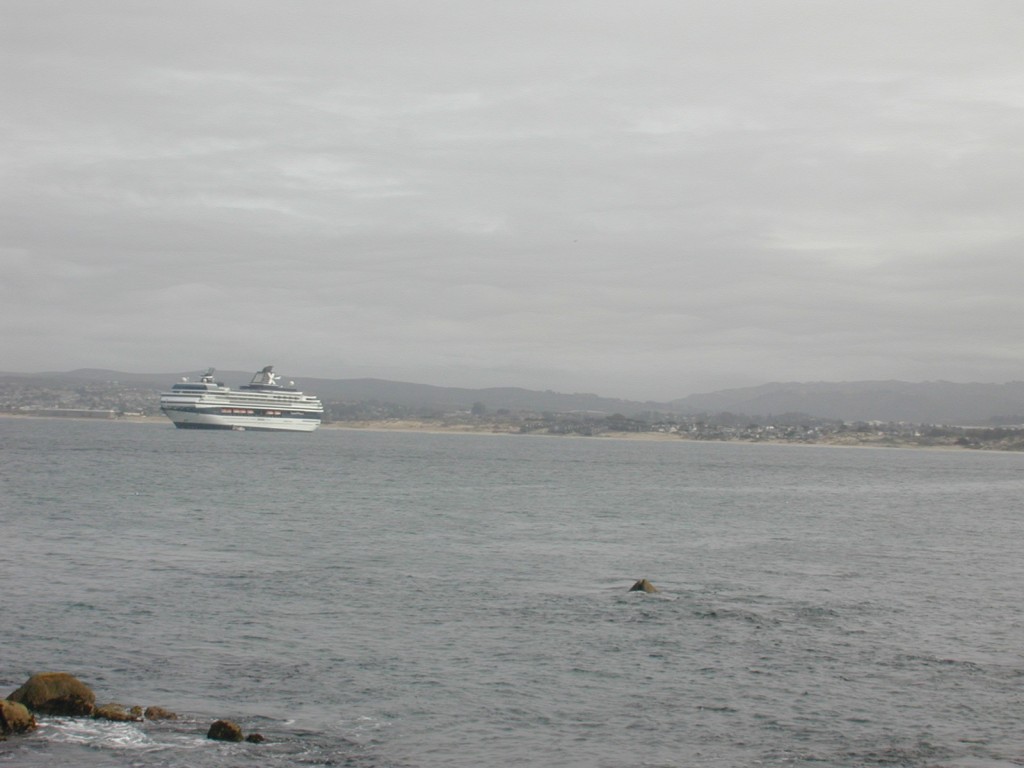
[3, 369, 1024, 425]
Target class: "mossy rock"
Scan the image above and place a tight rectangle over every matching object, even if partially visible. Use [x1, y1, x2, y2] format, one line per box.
[144, 705, 178, 721]
[7, 672, 95, 716]
[0, 699, 37, 735]
[207, 719, 244, 742]
[94, 702, 140, 722]
[629, 578, 658, 593]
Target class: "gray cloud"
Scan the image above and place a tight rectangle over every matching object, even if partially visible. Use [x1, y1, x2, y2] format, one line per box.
[2, 0, 1023, 399]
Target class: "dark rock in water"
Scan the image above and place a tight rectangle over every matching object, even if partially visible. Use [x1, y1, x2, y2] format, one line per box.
[144, 705, 178, 721]
[7, 672, 96, 716]
[245, 732, 266, 743]
[207, 719, 244, 742]
[130, 705, 144, 719]
[0, 699, 37, 735]
[94, 702, 140, 722]
[629, 578, 658, 593]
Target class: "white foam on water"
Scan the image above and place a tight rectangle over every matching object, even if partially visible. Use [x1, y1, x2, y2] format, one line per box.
[37, 716, 215, 755]
[351, 714, 391, 734]
[40, 717, 152, 749]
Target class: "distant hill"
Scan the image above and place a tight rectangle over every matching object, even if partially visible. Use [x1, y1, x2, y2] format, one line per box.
[670, 380, 1024, 425]
[300, 377, 663, 415]
[3, 369, 1024, 424]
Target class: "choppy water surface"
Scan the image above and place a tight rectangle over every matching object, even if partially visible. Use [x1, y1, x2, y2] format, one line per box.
[2, 418, 1023, 767]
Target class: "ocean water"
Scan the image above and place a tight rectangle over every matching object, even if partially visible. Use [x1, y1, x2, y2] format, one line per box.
[2, 418, 1023, 767]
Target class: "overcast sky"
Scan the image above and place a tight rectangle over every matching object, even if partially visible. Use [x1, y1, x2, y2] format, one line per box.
[2, 1, 1022, 400]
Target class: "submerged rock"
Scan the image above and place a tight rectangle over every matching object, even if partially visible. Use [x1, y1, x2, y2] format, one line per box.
[7, 672, 96, 716]
[629, 578, 658, 593]
[94, 702, 141, 722]
[245, 732, 266, 743]
[207, 719, 244, 742]
[0, 699, 37, 736]
[144, 705, 178, 721]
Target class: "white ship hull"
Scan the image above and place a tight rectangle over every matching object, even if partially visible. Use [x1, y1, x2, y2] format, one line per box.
[162, 408, 320, 432]
[159, 366, 324, 433]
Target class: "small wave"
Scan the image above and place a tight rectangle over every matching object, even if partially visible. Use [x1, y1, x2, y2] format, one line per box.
[893, 654, 985, 673]
[341, 713, 392, 741]
[843, 740, 953, 766]
[795, 605, 840, 619]
[693, 607, 778, 626]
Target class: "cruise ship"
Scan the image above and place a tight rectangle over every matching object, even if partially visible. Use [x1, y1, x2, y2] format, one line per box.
[159, 366, 323, 431]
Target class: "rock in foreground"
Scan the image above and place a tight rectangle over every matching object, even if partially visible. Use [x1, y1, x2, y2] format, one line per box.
[207, 719, 244, 742]
[0, 699, 37, 736]
[144, 705, 178, 720]
[7, 672, 96, 716]
[94, 702, 140, 722]
[629, 578, 659, 593]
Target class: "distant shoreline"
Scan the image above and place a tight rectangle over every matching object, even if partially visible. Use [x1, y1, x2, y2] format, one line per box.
[322, 420, 972, 450]
[2, 412, 996, 451]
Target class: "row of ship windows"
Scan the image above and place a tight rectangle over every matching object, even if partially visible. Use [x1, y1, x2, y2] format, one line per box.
[221, 408, 303, 416]
[207, 399, 311, 405]
[162, 405, 320, 418]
